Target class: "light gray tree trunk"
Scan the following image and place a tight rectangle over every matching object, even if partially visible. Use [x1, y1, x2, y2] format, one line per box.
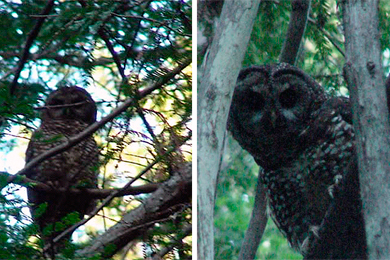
[341, 1, 390, 259]
[197, 1, 261, 259]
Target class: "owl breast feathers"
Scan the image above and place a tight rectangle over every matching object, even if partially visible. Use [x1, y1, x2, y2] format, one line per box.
[25, 86, 99, 252]
[228, 63, 367, 259]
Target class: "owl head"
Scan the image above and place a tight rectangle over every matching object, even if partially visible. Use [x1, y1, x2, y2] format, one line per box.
[41, 86, 97, 125]
[227, 63, 328, 170]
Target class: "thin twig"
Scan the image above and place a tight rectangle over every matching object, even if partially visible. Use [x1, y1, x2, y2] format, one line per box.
[34, 101, 90, 110]
[308, 17, 345, 57]
[5, 118, 37, 131]
[9, 0, 55, 96]
[98, 27, 127, 80]
[155, 225, 192, 258]
[1, 133, 31, 141]
[29, 14, 58, 18]
[112, 13, 188, 36]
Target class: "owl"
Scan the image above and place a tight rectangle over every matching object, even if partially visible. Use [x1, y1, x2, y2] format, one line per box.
[227, 63, 366, 259]
[25, 86, 99, 252]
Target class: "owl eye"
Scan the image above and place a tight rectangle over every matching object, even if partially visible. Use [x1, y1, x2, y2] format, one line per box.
[48, 98, 64, 106]
[280, 89, 298, 109]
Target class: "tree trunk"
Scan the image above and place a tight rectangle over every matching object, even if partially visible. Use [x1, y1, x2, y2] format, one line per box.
[279, 0, 311, 65]
[197, 1, 261, 259]
[341, 1, 390, 259]
[238, 172, 268, 260]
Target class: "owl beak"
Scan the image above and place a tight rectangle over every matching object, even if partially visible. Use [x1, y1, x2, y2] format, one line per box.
[270, 111, 277, 128]
[63, 107, 71, 116]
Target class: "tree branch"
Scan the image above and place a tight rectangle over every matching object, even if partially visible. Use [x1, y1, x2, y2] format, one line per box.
[279, 0, 311, 65]
[77, 0, 127, 80]
[238, 171, 268, 260]
[78, 163, 192, 258]
[98, 27, 127, 80]
[1, 172, 158, 198]
[152, 225, 192, 258]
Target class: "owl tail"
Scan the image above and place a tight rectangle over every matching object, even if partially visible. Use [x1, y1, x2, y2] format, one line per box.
[28, 188, 95, 257]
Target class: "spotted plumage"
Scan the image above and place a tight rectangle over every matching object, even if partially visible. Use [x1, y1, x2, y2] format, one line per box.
[227, 63, 366, 258]
[25, 86, 99, 252]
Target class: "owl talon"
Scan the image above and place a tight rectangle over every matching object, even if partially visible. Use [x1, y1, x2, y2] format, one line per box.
[328, 185, 335, 198]
[45, 181, 56, 190]
[300, 236, 310, 255]
[309, 225, 320, 238]
[300, 225, 321, 256]
[328, 174, 343, 197]
[334, 174, 343, 184]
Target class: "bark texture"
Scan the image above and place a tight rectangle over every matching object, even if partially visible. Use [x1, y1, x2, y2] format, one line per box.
[279, 0, 312, 65]
[78, 164, 192, 258]
[197, 0, 261, 259]
[342, 1, 390, 259]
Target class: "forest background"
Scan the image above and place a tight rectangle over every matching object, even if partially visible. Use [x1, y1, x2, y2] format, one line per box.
[1, 1, 390, 260]
[197, 1, 390, 259]
[0, 0, 192, 259]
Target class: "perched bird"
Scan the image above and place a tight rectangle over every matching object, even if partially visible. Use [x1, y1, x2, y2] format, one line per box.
[227, 63, 367, 259]
[25, 86, 99, 254]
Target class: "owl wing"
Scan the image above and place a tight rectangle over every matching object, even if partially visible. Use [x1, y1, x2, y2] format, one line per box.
[321, 96, 352, 124]
[302, 97, 366, 258]
[303, 96, 352, 144]
[25, 130, 40, 178]
[25, 140, 34, 165]
[303, 155, 367, 259]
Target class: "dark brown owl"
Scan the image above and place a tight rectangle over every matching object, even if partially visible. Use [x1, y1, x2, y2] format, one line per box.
[227, 63, 366, 259]
[25, 86, 99, 253]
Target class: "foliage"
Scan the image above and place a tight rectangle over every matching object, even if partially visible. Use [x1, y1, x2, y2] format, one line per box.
[215, 0, 390, 259]
[0, 185, 41, 260]
[244, 0, 390, 93]
[215, 138, 301, 260]
[0, 0, 191, 259]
